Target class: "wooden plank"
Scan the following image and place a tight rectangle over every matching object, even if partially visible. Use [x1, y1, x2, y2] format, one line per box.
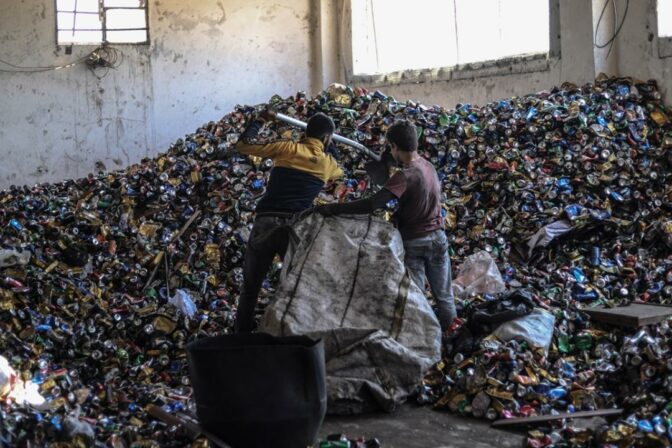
[584, 303, 672, 327]
[491, 408, 623, 428]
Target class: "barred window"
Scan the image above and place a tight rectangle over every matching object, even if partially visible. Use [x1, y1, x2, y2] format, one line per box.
[351, 0, 550, 75]
[56, 0, 148, 45]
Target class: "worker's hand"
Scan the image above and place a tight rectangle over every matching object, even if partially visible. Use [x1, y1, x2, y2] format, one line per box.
[315, 204, 336, 217]
[326, 142, 340, 161]
[259, 105, 277, 122]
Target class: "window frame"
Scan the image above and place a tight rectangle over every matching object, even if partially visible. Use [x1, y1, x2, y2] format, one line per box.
[54, 0, 150, 46]
[657, 0, 672, 58]
[343, 0, 560, 86]
[658, 36, 672, 58]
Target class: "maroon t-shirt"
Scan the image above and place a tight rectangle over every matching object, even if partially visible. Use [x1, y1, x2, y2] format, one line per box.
[384, 156, 444, 239]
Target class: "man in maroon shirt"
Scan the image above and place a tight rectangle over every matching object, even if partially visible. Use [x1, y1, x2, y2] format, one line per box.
[316, 119, 456, 331]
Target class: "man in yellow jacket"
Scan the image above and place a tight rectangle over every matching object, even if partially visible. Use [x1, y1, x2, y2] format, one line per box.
[234, 109, 343, 332]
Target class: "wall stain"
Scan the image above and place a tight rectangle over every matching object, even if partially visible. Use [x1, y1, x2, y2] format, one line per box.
[216, 2, 226, 24]
[161, 2, 227, 32]
[269, 41, 287, 53]
[260, 4, 295, 22]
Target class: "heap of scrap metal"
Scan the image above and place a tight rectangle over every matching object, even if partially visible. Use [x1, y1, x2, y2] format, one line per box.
[1, 76, 672, 446]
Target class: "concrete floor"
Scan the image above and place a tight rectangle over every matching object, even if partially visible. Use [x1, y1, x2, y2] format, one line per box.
[320, 405, 524, 448]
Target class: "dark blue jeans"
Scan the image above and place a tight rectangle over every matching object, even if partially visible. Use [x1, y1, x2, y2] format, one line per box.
[235, 216, 293, 333]
[403, 229, 456, 331]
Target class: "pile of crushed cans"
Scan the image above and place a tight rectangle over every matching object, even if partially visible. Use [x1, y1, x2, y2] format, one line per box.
[1, 75, 672, 446]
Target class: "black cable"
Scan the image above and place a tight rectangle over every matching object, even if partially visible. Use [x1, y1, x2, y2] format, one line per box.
[0, 54, 91, 72]
[595, 0, 613, 49]
[606, 0, 618, 58]
[0, 45, 123, 74]
[601, 0, 618, 59]
[594, 0, 630, 58]
[85, 46, 124, 79]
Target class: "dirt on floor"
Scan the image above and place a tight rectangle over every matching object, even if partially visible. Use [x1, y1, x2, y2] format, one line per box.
[320, 404, 524, 448]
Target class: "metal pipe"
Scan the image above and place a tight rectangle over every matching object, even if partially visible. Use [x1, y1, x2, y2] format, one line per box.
[275, 112, 381, 162]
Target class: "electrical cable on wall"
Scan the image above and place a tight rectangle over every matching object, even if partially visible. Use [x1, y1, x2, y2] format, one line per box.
[0, 45, 123, 76]
[594, 0, 630, 59]
[84, 46, 124, 79]
[0, 54, 90, 73]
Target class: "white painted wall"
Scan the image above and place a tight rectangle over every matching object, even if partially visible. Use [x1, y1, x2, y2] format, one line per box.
[0, 0, 312, 187]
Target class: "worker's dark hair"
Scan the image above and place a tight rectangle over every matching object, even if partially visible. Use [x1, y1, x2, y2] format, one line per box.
[386, 120, 418, 152]
[306, 113, 335, 140]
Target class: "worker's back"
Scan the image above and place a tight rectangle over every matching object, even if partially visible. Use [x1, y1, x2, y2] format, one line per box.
[237, 131, 342, 214]
[252, 138, 341, 213]
[386, 156, 443, 239]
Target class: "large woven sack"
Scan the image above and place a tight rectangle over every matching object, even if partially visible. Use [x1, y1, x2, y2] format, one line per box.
[260, 214, 442, 414]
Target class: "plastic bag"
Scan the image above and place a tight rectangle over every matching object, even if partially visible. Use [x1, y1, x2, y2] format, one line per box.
[492, 308, 556, 352]
[526, 220, 573, 257]
[467, 289, 536, 336]
[0, 356, 16, 398]
[168, 289, 197, 319]
[452, 251, 506, 299]
[0, 356, 49, 410]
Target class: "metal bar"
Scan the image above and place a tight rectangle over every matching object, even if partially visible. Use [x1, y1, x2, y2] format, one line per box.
[58, 28, 147, 32]
[56, 11, 100, 14]
[55, 28, 101, 31]
[61, 28, 147, 31]
[100, 0, 106, 43]
[274, 113, 308, 129]
[99, 27, 147, 31]
[142, 251, 164, 292]
[54, 0, 59, 45]
[144, 0, 150, 43]
[147, 405, 232, 448]
[275, 113, 381, 161]
[72, 0, 79, 37]
[491, 408, 623, 428]
[147, 405, 199, 438]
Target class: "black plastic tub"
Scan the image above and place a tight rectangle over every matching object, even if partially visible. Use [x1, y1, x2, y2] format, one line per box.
[187, 333, 326, 448]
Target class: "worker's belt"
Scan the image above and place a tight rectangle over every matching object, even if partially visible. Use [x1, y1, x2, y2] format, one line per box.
[255, 209, 316, 226]
[255, 211, 298, 219]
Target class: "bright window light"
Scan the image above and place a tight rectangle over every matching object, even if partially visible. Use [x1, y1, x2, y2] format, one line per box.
[659, 0, 672, 37]
[352, 0, 456, 75]
[351, 0, 550, 75]
[55, 0, 148, 45]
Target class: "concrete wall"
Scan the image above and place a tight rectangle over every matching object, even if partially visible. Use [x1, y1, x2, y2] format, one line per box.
[0, 0, 313, 187]
[608, 0, 672, 101]
[1, 0, 669, 188]
[592, 0, 619, 77]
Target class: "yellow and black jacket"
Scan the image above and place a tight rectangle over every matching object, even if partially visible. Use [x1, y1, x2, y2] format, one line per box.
[236, 120, 343, 214]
